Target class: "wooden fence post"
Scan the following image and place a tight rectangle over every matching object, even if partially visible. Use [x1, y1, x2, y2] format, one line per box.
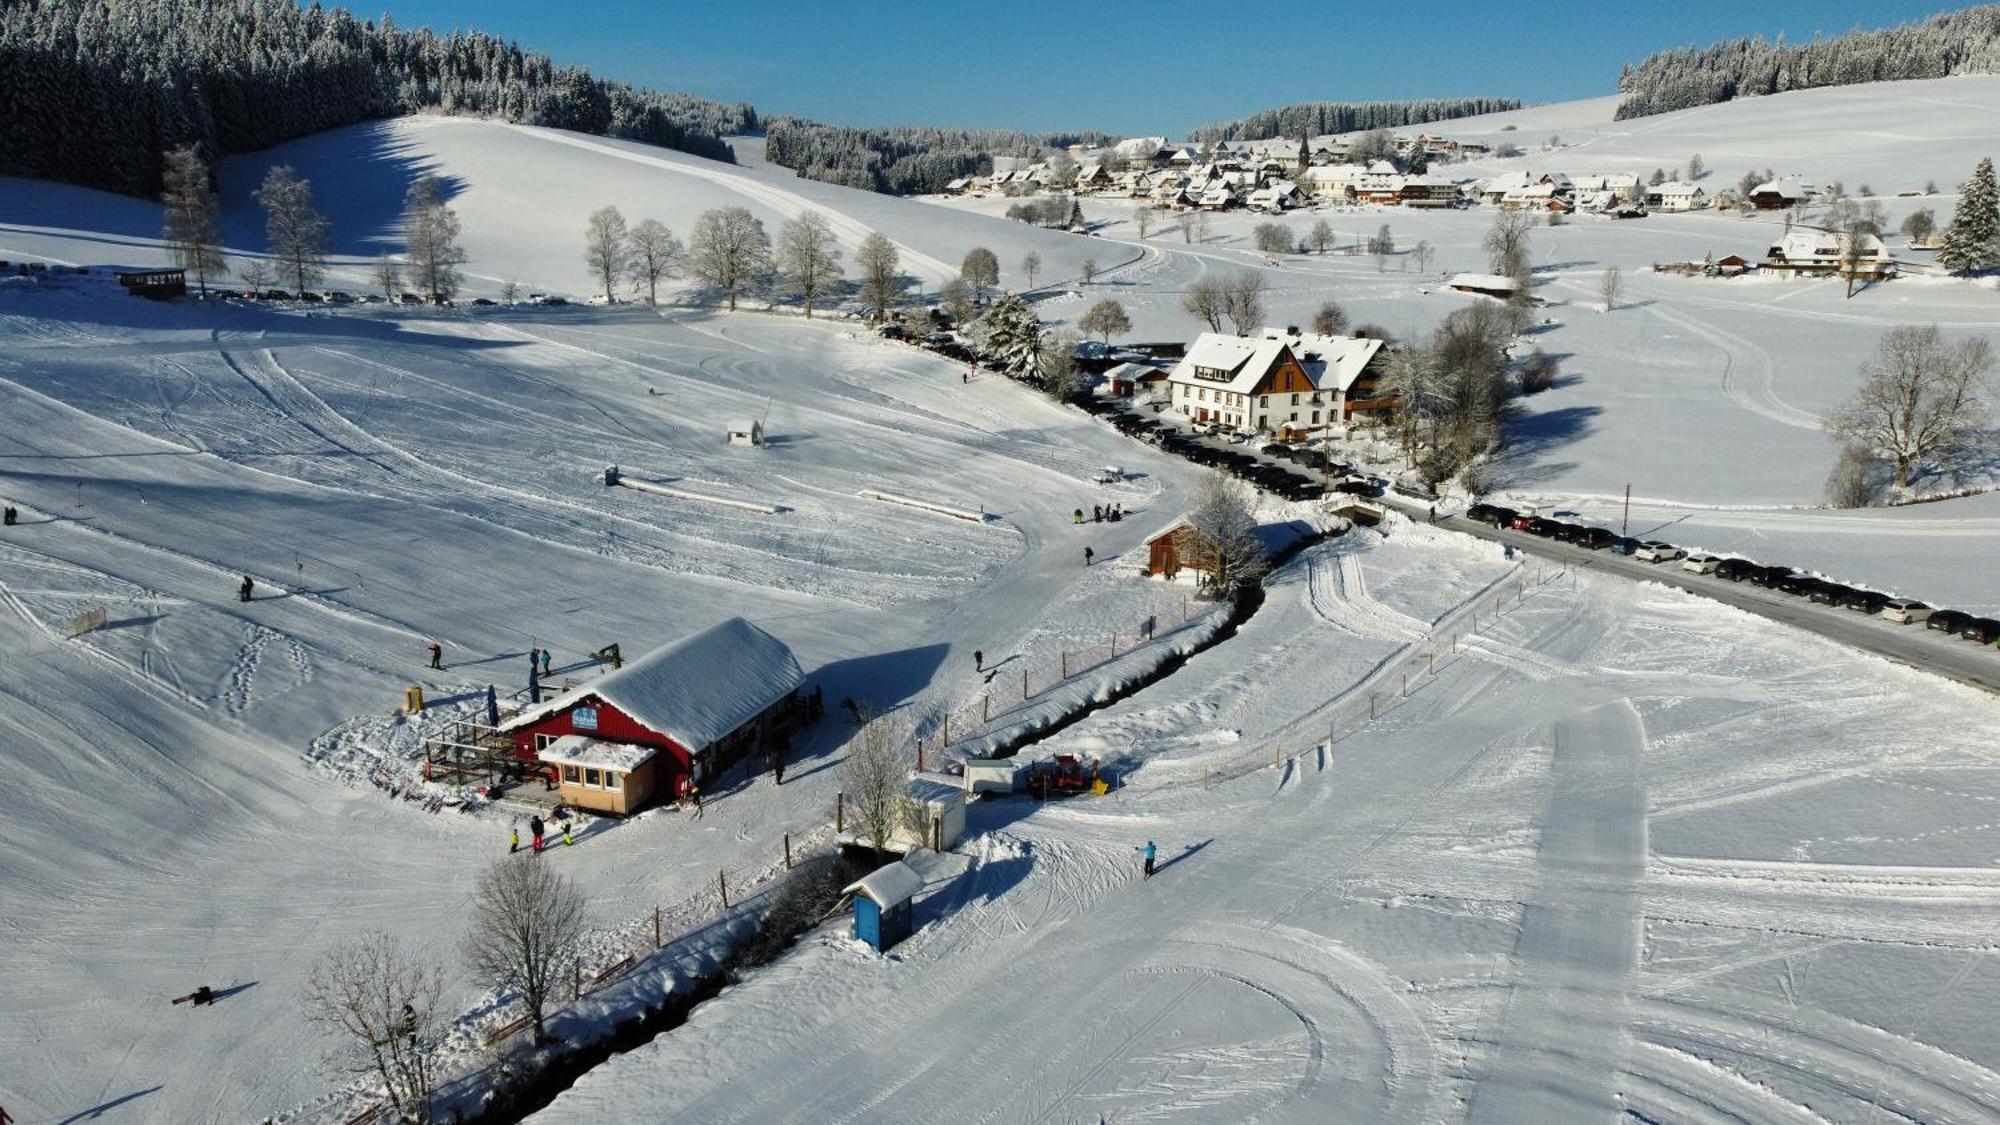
[1370, 694, 1376, 719]
[1022, 668, 1029, 699]
[573, 960, 582, 1001]
[784, 833, 792, 869]
[1401, 673, 1408, 696]
[654, 906, 662, 948]
[1062, 651, 1069, 677]
[1110, 632, 1118, 655]
[719, 870, 729, 909]
[983, 695, 990, 722]
[1428, 651, 1435, 675]
[836, 792, 844, 833]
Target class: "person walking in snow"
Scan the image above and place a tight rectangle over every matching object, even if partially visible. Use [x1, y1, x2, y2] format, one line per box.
[689, 783, 703, 819]
[3, 505, 16, 525]
[562, 822, 573, 847]
[1093, 504, 1102, 523]
[239, 575, 254, 602]
[974, 649, 984, 672]
[530, 814, 545, 855]
[529, 646, 541, 674]
[540, 649, 552, 677]
[1073, 508, 1084, 525]
[1084, 546, 1095, 567]
[1428, 504, 1436, 524]
[1138, 840, 1157, 878]
[510, 824, 520, 854]
[428, 642, 442, 670]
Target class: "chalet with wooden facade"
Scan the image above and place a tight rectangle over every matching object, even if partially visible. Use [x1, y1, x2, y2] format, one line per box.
[1143, 517, 1212, 582]
[1764, 227, 1893, 279]
[1749, 179, 1813, 211]
[1164, 329, 1386, 438]
[496, 617, 804, 811]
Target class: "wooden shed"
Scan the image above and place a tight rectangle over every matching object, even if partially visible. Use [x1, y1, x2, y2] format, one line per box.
[536, 735, 658, 815]
[894, 777, 967, 852]
[846, 860, 924, 952]
[1143, 517, 1213, 581]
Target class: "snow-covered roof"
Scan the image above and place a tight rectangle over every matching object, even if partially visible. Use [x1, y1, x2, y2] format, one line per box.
[1262, 328, 1386, 393]
[499, 617, 803, 750]
[1143, 516, 1194, 546]
[728, 419, 759, 433]
[1752, 178, 1812, 199]
[905, 776, 965, 809]
[1653, 181, 1704, 196]
[538, 734, 657, 773]
[844, 859, 925, 907]
[1104, 361, 1162, 383]
[1165, 332, 1291, 395]
[1767, 226, 1886, 263]
[1447, 272, 1523, 294]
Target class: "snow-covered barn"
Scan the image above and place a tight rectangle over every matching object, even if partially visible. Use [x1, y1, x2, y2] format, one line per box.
[1764, 227, 1893, 278]
[498, 616, 804, 809]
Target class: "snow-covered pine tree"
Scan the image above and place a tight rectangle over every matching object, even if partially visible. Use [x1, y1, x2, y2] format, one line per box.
[974, 294, 1041, 375]
[1939, 157, 1999, 276]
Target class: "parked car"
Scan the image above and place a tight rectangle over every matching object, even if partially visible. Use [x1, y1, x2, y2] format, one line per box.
[1841, 589, 1890, 615]
[1715, 558, 1759, 582]
[1635, 542, 1683, 563]
[1958, 617, 2000, 644]
[1526, 517, 1561, 538]
[263, 288, 292, 300]
[1927, 609, 1972, 634]
[1808, 583, 1851, 605]
[1510, 514, 1538, 532]
[1608, 537, 1642, 556]
[1881, 598, 1932, 625]
[1777, 573, 1823, 597]
[1750, 565, 1796, 589]
[1681, 554, 1720, 575]
[1574, 527, 1617, 550]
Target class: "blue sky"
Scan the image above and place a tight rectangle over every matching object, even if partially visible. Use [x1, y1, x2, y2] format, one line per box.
[378, 1, 1964, 134]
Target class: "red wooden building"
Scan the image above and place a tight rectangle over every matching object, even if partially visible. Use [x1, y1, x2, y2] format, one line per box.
[497, 617, 804, 809]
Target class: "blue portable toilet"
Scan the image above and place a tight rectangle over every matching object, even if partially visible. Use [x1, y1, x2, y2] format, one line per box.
[845, 859, 924, 953]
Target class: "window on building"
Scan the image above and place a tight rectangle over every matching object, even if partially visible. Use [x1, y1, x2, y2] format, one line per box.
[562, 764, 581, 784]
[1290, 393, 1300, 405]
[585, 768, 601, 788]
[605, 771, 621, 790]
[1312, 410, 1320, 423]
[1259, 395, 1269, 407]
[1289, 411, 1299, 422]
[534, 734, 557, 752]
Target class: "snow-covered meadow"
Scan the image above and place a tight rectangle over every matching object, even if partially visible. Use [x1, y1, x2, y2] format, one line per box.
[1, 72, 1999, 1124]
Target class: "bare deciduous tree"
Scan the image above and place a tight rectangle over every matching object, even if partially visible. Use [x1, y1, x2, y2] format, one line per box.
[1080, 257, 1099, 286]
[626, 219, 683, 305]
[843, 707, 909, 857]
[689, 206, 772, 311]
[940, 277, 975, 325]
[856, 231, 901, 322]
[1368, 224, 1395, 271]
[1310, 300, 1348, 336]
[1309, 218, 1337, 255]
[774, 211, 843, 317]
[1078, 298, 1131, 343]
[255, 165, 329, 295]
[304, 932, 446, 1124]
[1823, 441, 1885, 508]
[584, 205, 629, 303]
[1182, 275, 1225, 332]
[161, 145, 227, 294]
[1185, 473, 1269, 598]
[464, 858, 589, 1045]
[1253, 222, 1292, 254]
[960, 246, 1000, 303]
[1484, 210, 1536, 282]
[239, 257, 273, 294]
[1222, 271, 1266, 335]
[402, 175, 466, 302]
[1599, 265, 1623, 311]
[1413, 239, 1434, 274]
[371, 255, 400, 300]
[500, 279, 519, 305]
[1177, 210, 1196, 244]
[1134, 207, 1156, 239]
[1823, 324, 1994, 488]
[1038, 329, 1082, 400]
[1021, 250, 1041, 290]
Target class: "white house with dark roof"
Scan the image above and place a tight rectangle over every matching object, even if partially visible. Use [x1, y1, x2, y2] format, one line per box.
[1165, 329, 1387, 437]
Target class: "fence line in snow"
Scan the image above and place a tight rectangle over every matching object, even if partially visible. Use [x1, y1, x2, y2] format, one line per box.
[910, 591, 1229, 763]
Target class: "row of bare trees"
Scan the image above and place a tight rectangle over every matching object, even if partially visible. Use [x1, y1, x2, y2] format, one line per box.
[305, 858, 588, 1123]
[161, 145, 466, 302]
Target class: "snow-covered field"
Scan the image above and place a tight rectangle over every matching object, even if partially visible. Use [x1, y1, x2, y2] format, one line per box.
[2, 74, 1999, 1124]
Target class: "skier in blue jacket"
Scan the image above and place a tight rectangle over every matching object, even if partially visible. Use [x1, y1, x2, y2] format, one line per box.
[1139, 840, 1157, 878]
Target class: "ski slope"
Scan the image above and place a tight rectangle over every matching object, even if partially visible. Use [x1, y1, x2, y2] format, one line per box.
[1, 74, 1999, 1124]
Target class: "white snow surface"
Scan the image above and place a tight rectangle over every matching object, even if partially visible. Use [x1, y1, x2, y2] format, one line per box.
[2, 76, 2000, 1125]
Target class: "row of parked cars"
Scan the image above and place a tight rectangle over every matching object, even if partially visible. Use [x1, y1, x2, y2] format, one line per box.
[1079, 401, 1365, 503]
[1464, 503, 2000, 647]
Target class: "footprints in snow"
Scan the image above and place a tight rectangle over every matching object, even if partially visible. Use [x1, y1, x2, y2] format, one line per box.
[222, 624, 313, 716]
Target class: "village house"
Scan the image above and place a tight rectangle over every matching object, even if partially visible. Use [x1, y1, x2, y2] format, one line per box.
[1247, 180, 1303, 212]
[1355, 160, 1406, 203]
[1647, 180, 1707, 212]
[1749, 179, 1813, 211]
[1500, 183, 1571, 212]
[1303, 164, 1362, 202]
[1398, 175, 1459, 208]
[497, 616, 805, 811]
[1143, 517, 1210, 582]
[1447, 272, 1525, 300]
[1764, 227, 1893, 279]
[1164, 328, 1386, 438]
